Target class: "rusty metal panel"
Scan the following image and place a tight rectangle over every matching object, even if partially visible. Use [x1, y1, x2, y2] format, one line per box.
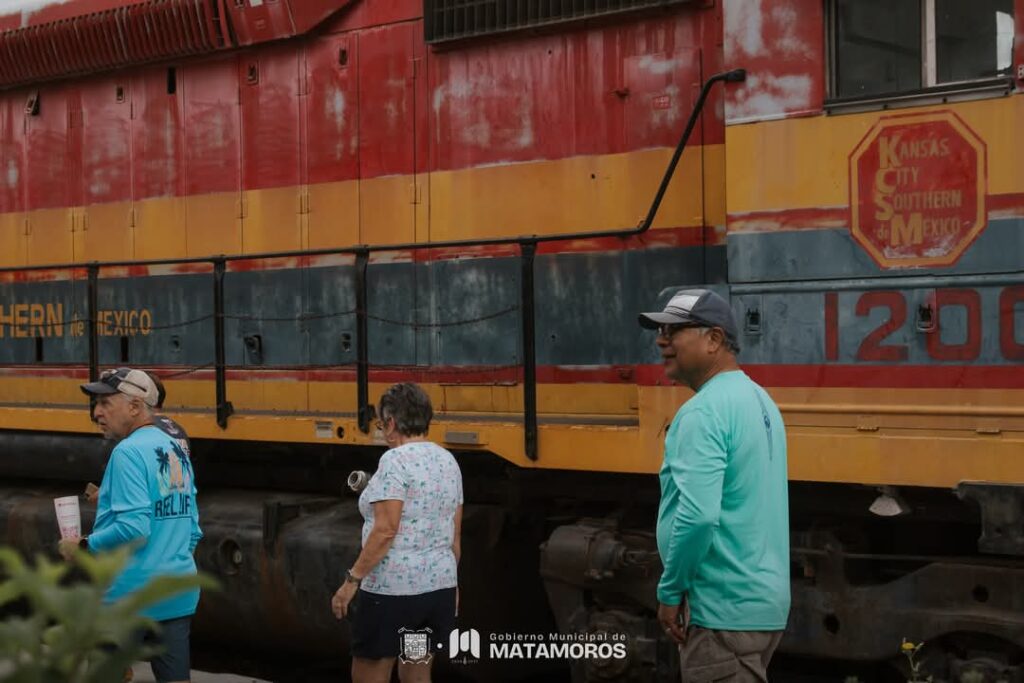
[723, 0, 825, 124]
[623, 48, 701, 150]
[78, 77, 134, 261]
[24, 86, 69, 211]
[305, 34, 359, 185]
[80, 78, 133, 206]
[183, 58, 241, 196]
[238, 45, 302, 252]
[430, 13, 713, 171]
[569, 16, 715, 156]
[430, 31, 574, 170]
[358, 22, 416, 179]
[132, 68, 185, 200]
[239, 46, 301, 191]
[0, 95, 25, 214]
[183, 57, 242, 255]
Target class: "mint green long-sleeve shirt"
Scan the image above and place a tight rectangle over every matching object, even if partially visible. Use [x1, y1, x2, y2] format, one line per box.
[656, 370, 790, 631]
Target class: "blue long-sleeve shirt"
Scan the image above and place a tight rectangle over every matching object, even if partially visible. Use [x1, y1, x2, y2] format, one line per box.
[656, 370, 790, 631]
[90, 425, 201, 621]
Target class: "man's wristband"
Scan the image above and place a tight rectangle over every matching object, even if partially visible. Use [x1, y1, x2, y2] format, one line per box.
[345, 569, 362, 586]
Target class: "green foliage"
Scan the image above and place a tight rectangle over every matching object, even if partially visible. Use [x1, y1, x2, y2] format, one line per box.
[0, 547, 216, 683]
[900, 638, 932, 683]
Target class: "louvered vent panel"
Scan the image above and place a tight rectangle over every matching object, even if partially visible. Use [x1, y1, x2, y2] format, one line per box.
[0, 0, 226, 89]
[424, 0, 691, 43]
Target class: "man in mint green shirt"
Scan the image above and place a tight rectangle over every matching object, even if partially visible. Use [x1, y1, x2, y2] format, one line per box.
[639, 289, 789, 682]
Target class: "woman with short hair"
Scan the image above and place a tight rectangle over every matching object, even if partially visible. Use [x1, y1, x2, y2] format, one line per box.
[331, 382, 464, 683]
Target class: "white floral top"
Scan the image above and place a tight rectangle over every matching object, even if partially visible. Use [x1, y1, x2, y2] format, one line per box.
[359, 441, 463, 596]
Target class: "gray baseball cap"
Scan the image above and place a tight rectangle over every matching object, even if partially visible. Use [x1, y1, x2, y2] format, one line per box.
[638, 289, 739, 347]
[81, 367, 160, 408]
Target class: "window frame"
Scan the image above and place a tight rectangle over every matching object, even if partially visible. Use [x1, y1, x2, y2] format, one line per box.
[825, 0, 1015, 110]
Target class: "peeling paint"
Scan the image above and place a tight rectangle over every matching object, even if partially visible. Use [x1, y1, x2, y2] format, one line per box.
[0, 0, 75, 27]
[769, 5, 811, 57]
[515, 101, 533, 149]
[729, 73, 813, 121]
[461, 121, 491, 148]
[724, 0, 824, 123]
[327, 90, 346, 123]
[324, 89, 347, 159]
[434, 72, 538, 153]
[725, 0, 765, 57]
[636, 55, 683, 76]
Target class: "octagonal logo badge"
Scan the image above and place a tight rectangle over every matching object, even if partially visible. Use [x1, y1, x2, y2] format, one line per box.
[849, 111, 987, 268]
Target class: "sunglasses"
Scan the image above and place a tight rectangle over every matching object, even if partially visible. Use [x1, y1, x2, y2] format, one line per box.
[657, 323, 706, 338]
[99, 368, 150, 395]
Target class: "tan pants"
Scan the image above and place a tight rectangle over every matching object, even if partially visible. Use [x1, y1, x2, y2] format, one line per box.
[678, 626, 783, 682]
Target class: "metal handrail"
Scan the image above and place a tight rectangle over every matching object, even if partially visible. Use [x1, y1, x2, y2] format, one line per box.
[3, 69, 746, 460]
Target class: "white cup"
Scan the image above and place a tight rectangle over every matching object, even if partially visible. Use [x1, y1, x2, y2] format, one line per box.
[54, 496, 81, 540]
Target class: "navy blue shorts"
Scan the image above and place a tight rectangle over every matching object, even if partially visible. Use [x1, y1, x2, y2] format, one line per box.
[350, 588, 456, 660]
[139, 616, 191, 682]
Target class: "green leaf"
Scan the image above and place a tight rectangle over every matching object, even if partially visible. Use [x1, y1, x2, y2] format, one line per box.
[0, 546, 217, 682]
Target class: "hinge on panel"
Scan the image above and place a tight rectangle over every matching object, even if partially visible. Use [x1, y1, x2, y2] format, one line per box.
[409, 182, 422, 204]
[408, 58, 421, 81]
[298, 188, 310, 214]
[856, 415, 879, 432]
[297, 74, 309, 96]
[237, 194, 248, 219]
[975, 419, 1002, 435]
[23, 218, 30, 236]
[129, 207, 137, 228]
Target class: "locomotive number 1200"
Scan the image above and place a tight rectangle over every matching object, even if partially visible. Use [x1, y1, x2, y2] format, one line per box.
[823, 286, 1024, 362]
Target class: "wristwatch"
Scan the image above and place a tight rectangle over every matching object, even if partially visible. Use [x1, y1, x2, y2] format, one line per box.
[345, 569, 362, 586]
[78, 536, 89, 551]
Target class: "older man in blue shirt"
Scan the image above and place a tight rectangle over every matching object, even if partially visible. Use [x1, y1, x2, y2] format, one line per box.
[60, 367, 201, 683]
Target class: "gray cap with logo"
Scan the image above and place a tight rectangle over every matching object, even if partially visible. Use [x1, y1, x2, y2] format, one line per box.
[638, 289, 740, 350]
[80, 367, 161, 408]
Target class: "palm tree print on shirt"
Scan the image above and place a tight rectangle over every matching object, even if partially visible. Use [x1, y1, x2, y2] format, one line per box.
[155, 441, 192, 497]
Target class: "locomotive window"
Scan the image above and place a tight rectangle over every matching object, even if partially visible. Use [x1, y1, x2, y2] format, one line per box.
[830, 0, 1014, 100]
[935, 0, 1015, 84]
[832, 0, 921, 98]
[424, 0, 691, 44]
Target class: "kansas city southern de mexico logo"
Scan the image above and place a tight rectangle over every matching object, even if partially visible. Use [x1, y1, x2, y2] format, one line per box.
[849, 110, 987, 269]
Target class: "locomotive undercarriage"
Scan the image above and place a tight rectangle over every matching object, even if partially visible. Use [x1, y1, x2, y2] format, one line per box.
[1, 431, 1022, 682]
[539, 484, 1024, 683]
